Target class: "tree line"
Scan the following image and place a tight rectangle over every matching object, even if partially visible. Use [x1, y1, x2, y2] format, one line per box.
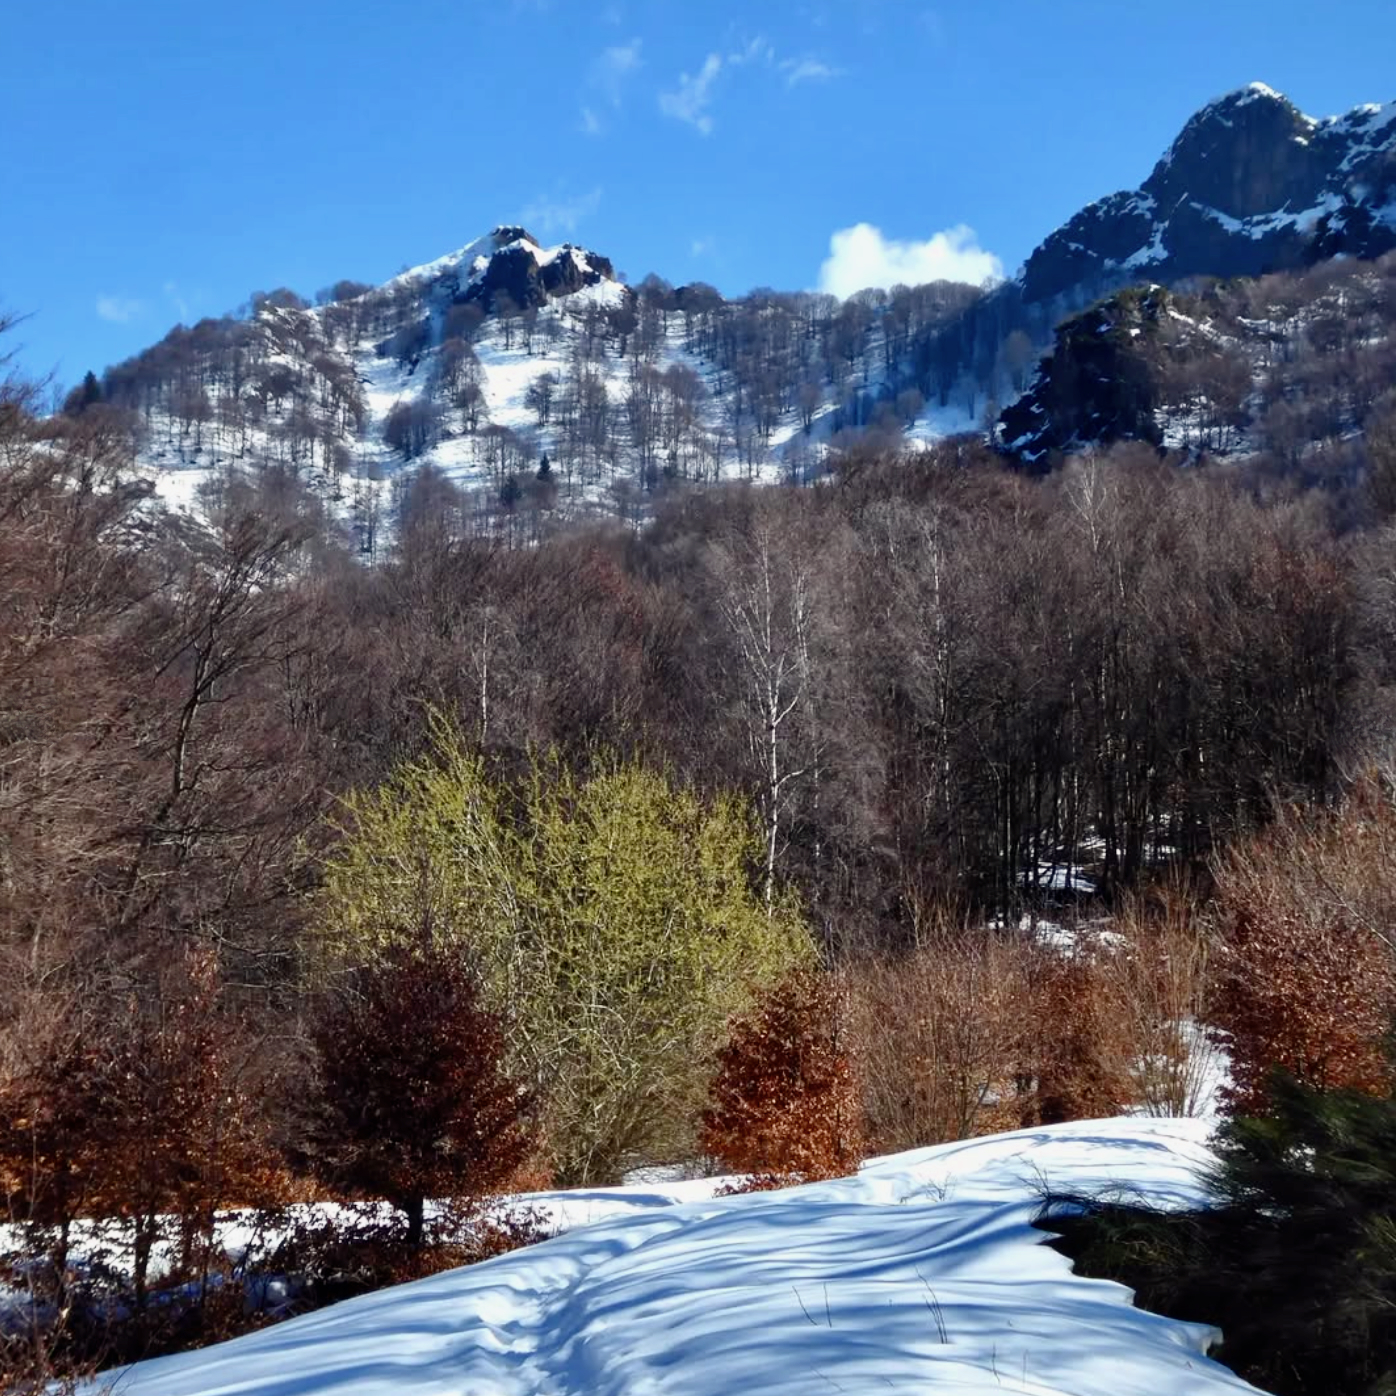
[6, 299, 1396, 1382]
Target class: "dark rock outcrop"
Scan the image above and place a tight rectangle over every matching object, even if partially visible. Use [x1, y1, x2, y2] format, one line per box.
[452, 231, 617, 314]
[1021, 85, 1396, 306]
[999, 288, 1172, 469]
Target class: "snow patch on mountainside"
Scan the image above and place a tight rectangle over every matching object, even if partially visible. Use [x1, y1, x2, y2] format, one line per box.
[126, 225, 968, 541]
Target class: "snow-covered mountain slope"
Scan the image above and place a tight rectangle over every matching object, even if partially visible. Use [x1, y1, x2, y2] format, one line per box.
[100, 225, 975, 547]
[1022, 84, 1396, 306]
[98, 1117, 1263, 1396]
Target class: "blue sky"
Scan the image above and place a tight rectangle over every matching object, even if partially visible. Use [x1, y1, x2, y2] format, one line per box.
[5, 0, 1395, 391]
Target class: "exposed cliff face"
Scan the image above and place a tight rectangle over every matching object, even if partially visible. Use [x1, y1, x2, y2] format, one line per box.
[999, 288, 1171, 469]
[455, 229, 617, 313]
[1144, 84, 1325, 219]
[1000, 254, 1396, 473]
[1022, 85, 1396, 306]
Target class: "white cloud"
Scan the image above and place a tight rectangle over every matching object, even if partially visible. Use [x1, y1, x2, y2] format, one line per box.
[781, 57, 841, 87]
[520, 186, 603, 237]
[659, 53, 723, 134]
[727, 36, 774, 67]
[817, 223, 1003, 299]
[582, 37, 642, 135]
[593, 38, 642, 103]
[691, 236, 716, 258]
[95, 295, 144, 324]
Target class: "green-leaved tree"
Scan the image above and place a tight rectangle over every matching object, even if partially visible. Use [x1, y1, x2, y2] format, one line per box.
[315, 724, 812, 1183]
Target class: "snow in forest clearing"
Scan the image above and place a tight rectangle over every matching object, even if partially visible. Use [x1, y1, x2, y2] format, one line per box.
[96, 1117, 1263, 1396]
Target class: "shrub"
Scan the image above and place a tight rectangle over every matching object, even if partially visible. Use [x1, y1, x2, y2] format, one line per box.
[1025, 947, 1138, 1125]
[700, 970, 863, 1184]
[848, 929, 1031, 1150]
[316, 724, 813, 1183]
[267, 1199, 554, 1310]
[1209, 781, 1396, 1113]
[1099, 883, 1221, 1117]
[294, 942, 536, 1248]
[848, 918, 1147, 1147]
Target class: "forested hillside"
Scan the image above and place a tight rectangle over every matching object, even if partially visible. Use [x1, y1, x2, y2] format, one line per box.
[7, 75, 1396, 1396]
[84, 226, 987, 548]
[67, 83, 1395, 549]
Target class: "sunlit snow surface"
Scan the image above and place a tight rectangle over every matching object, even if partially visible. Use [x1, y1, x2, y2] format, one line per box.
[97, 1117, 1262, 1396]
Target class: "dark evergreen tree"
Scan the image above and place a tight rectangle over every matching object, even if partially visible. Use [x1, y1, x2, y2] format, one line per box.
[1048, 1074, 1396, 1396]
[62, 370, 103, 416]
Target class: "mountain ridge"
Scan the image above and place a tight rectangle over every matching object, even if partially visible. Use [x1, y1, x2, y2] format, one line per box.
[87, 81, 1396, 537]
[1021, 83, 1396, 304]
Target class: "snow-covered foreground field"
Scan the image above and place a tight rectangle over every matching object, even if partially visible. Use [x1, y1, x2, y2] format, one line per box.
[95, 1118, 1263, 1396]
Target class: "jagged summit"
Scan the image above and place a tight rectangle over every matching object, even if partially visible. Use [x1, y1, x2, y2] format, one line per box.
[384, 225, 621, 314]
[1197, 81, 1301, 115]
[1021, 85, 1396, 304]
[465, 234, 620, 316]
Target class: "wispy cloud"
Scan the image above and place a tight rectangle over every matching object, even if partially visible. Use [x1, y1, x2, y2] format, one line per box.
[659, 52, 723, 135]
[95, 295, 144, 324]
[164, 281, 191, 321]
[817, 223, 1003, 299]
[781, 57, 841, 87]
[521, 186, 603, 238]
[727, 36, 775, 67]
[660, 36, 842, 134]
[595, 38, 642, 101]
[691, 236, 717, 258]
[582, 37, 643, 134]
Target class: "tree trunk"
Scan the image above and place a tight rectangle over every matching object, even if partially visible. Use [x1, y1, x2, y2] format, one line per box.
[405, 1195, 426, 1250]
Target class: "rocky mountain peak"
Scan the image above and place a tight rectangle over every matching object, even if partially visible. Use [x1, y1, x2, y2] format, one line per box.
[1143, 83, 1321, 221]
[1020, 85, 1396, 307]
[386, 226, 620, 314]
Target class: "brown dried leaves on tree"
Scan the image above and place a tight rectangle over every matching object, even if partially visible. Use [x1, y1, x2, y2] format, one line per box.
[1209, 780, 1396, 1114]
[0, 950, 278, 1382]
[849, 930, 1031, 1150]
[295, 944, 538, 1247]
[700, 971, 863, 1186]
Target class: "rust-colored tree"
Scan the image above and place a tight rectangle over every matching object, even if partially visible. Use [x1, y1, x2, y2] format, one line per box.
[100, 954, 278, 1313]
[0, 1007, 112, 1277]
[0, 951, 276, 1377]
[296, 944, 537, 1247]
[2, 961, 272, 1287]
[700, 971, 863, 1185]
[1209, 782, 1396, 1114]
